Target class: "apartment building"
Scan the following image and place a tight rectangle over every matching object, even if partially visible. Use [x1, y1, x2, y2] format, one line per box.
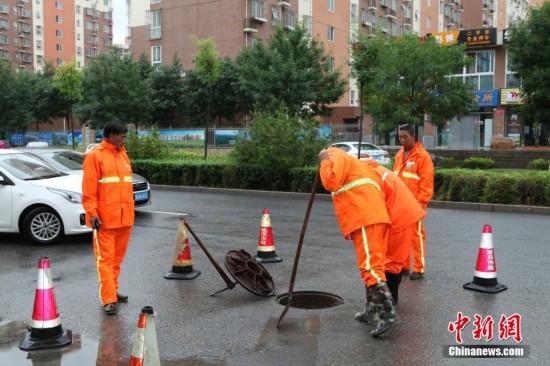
[0, 0, 113, 73]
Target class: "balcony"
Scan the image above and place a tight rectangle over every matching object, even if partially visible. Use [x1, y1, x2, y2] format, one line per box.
[368, 0, 376, 10]
[384, 8, 396, 20]
[244, 18, 258, 33]
[380, 0, 388, 8]
[403, 17, 412, 26]
[277, 0, 290, 8]
[458, 5, 464, 12]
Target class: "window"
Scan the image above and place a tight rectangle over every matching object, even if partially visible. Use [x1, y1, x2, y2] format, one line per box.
[86, 21, 92, 29]
[77, 46, 82, 56]
[76, 5, 81, 14]
[151, 45, 161, 66]
[55, 1, 62, 9]
[56, 29, 63, 38]
[56, 44, 63, 52]
[450, 50, 494, 90]
[104, 12, 110, 20]
[37, 55, 43, 64]
[427, 16, 430, 29]
[328, 0, 334, 12]
[36, 39, 42, 50]
[104, 38, 111, 46]
[250, 0, 265, 20]
[36, 10, 40, 19]
[151, 0, 161, 3]
[150, 10, 161, 39]
[326, 56, 334, 72]
[351, 4, 358, 20]
[327, 26, 335, 41]
[272, 6, 279, 26]
[303, 15, 312, 37]
[1, 50, 9, 59]
[0, 19, 8, 29]
[56, 58, 63, 65]
[13, 37, 18, 45]
[22, 8, 31, 17]
[0, 4, 8, 14]
[350, 89, 356, 105]
[23, 38, 31, 47]
[36, 25, 42, 33]
[0, 34, 8, 44]
[77, 19, 81, 27]
[56, 15, 62, 24]
[104, 0, 109, 5]
[77, 33, 81, 40]
[505, 50, 520, 88]
[103, 24, 110, 33]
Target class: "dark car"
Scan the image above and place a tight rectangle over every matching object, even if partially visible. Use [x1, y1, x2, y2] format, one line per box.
[20, 148, 151, 207]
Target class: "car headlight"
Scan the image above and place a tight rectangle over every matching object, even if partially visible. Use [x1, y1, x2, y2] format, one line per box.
[48, 188, 83, 204]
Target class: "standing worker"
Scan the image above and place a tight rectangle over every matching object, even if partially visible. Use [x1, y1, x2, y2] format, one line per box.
[319, 147, 397, 337]
[393, 124, 434, 280]
[82, 121, 135, 315]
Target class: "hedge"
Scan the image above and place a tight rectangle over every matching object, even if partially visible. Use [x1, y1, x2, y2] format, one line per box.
[132, 161, 550, 207]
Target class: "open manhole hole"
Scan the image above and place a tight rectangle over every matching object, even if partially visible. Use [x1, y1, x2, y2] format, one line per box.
[276, 291, 344, 309]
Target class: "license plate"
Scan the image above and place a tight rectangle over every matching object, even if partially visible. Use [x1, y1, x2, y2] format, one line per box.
[134, 191, 149, 201]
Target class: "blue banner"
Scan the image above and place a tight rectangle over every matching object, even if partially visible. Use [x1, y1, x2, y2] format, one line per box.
[473, 90, 499, 107]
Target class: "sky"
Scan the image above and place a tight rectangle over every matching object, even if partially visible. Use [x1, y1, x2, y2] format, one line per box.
[112, 1, 128, 45]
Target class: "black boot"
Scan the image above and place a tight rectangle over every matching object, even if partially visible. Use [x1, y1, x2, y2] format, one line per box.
[370, 282, 399, 337]
[354, 286, 379, 325]
[385, 271, 402, 304]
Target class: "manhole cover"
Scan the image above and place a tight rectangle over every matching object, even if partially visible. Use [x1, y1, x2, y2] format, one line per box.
[276, 291, 344, 309]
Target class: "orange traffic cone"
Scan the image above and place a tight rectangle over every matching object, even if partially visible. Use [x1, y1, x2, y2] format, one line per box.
[19, 257, 73, 351]
[463, 225, 507, 293]
[254, 208, 282, 263]
[164, 217, 201, 279]
[129, 306, 161, 366]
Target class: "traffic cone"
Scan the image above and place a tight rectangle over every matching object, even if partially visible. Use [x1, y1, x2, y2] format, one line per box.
[19, 257, 73, 351]
[164, 217, 201, 279]
[254, 208, 282, 263]
[129, 306, 161, 366]
[463, 225, 507, 293]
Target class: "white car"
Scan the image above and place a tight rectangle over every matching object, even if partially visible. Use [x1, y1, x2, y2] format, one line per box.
[0, 150, 91, 244]
[329, 141, 391, 165]
[20, 148, 151, 207]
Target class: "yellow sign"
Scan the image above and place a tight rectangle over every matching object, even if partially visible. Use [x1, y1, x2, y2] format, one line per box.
[500, 88, 524, 105]
[431, 31, 460, 45]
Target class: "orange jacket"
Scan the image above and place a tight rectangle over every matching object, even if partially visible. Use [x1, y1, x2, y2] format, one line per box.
[365, 160, 425, 231]
[320, 147, 390, 238]
[393, 142, 434, 209]
[82, 140, 135, 229]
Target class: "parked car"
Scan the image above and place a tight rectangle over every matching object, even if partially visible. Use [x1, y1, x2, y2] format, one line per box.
[20, 148, 151, 207]
[0, 149, 90, 244]
[85, 143, 100, 153]
[329, 141, 392, 165]
[26, 141, 50, 148]
[0, 140, 6, 149]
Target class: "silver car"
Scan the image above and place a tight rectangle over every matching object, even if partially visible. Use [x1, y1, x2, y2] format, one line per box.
[329, 141, 392, 165]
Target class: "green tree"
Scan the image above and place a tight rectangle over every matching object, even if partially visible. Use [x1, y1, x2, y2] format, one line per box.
[32, 61, 73, 133]
[235, 25, 346, 118]
[0, 60, 35, 138]
[507, 2, 550, 147]
[148, 55, 185, 126]
[192, 37, 221, 158]
[76, 47, 152, 130]
[53, 60, 83, 149]
[352, 33, 473, 137]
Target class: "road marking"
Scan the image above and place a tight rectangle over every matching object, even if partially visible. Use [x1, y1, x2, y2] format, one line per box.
[138, 210, 189, 216]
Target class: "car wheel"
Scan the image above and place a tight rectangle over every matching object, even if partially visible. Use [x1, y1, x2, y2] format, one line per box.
[23, 207, 64, 245]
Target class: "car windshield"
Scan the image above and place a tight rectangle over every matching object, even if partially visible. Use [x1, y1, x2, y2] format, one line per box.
[353, 143, 380, 151]
[0, 153, 63, 180]
[39, 151, 84, 171]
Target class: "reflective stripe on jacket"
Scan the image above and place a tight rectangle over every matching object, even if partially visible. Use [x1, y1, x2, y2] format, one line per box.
[320, 147, 390, 238]
[82, 139, 135, 229]
[392, 142, 434, 209]
[365, 160, 425, 231]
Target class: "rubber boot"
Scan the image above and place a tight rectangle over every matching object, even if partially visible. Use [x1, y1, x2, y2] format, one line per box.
[385, 271, 402, 304]
[370, 282, 399, 337]
[354, 286, 379, 325]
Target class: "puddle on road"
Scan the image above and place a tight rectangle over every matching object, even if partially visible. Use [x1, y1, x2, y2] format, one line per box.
[0, 320, 225, 365]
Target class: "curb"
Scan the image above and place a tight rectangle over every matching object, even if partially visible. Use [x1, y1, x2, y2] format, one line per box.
[150, 185, 550, 216]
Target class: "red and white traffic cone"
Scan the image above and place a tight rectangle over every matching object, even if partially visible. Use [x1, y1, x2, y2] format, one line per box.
[129, 306, 161, 366]
[254, 208, 282, 263]
[463, 225, 507, 293]
[164, 218, 201, 280]
[19, 257, 72, 351]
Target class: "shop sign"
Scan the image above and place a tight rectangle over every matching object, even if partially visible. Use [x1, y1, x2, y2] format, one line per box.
[500, 88, 524, 105]
[458, 28, 497, 47]
[503, 29, 512, 44]
[473, 90, 499, 107]
[430, 31, 460, 45]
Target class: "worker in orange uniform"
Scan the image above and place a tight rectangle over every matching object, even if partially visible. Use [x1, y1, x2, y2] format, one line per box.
[361, 160, 425, 308]
[82, 121, 135, 315]
[319, 147, 397, 337]
[393, 124, 434, 280]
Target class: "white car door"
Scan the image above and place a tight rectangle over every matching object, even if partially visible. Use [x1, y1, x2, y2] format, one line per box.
[0, 172, 13, 229]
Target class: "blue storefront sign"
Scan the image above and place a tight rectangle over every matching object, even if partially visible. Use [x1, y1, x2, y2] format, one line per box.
[473, 90, 499, 107]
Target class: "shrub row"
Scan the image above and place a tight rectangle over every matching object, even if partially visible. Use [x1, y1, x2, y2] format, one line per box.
[133, 160, 550, 207]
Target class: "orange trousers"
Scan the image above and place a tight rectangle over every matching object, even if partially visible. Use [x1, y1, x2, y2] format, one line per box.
[403, 220, 425, 273]
[93, 226, 132, 305]
[384, 222, 415, 274]
[350, 223, 388, 287]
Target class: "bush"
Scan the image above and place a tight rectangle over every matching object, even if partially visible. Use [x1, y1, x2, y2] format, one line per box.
[230, 109, 327, 173]
[126, 127, 168, 160]
[527, 158, 550, 170]
[461, 157, 495, 170]
[442, 157, 461, 168]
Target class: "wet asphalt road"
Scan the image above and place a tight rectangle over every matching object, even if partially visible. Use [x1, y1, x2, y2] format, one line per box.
[0, 186, 549, 365]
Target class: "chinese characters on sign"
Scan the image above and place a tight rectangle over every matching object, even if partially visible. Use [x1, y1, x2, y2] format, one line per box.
[448, 312, 522, 344]
[457, 28, 497, 47]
